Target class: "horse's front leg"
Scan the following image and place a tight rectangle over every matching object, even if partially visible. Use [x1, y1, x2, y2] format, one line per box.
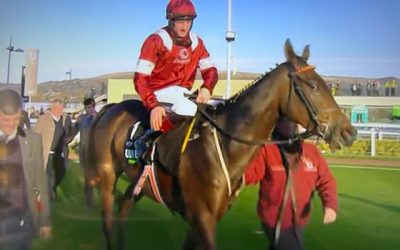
[100, 166, 118, 250]
[183, 212, 217, 250]
[117, 183, 142, 250]
[102, 190, 115, 250]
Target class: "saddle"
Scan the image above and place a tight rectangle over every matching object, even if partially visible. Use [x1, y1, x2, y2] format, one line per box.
[124, 102, 218, 176]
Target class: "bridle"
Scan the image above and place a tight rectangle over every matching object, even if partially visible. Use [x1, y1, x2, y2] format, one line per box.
[196, 63, 326, 146]
[287, 64, 328, 138]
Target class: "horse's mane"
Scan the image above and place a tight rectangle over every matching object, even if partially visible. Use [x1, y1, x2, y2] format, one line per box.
[227, 69, 273, 103]
[97, 103, 116, 117]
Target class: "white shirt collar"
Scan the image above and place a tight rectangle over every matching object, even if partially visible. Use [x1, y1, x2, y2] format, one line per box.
[0, 129, 18, 143]
[51, 112, 61, 122]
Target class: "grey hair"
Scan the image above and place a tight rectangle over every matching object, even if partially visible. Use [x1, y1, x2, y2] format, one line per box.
[0, 89, 22, 115]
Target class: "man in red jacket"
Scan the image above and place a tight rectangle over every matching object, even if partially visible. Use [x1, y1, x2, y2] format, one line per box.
[132, 0, 218, 160]
[245, 117, 338, 250]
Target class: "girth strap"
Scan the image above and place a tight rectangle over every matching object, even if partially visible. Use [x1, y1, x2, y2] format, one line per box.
[132, 145, 165, 205]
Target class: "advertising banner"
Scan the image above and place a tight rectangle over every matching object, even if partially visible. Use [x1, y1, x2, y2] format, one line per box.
[24, 48, 39, 96]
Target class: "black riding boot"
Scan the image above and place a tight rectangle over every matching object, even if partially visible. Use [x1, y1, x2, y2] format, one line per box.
[134, 130, 162, 163]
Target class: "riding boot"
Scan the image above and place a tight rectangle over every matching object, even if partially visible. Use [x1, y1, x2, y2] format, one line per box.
[134, 115, 182, 163]
[134, 130, 162, 163]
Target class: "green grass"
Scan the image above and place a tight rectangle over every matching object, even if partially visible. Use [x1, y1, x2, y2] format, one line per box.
[33, 162, 400, 250]
[323, 154, 400, 161]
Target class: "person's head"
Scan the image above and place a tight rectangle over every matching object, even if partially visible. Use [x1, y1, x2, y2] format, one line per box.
[0, 89, 23, 135]
[50, 99, 64, 117]
[272, 117, 303, 153]
[166, 0, 197, 38]
[83, 97, 96, 116]
[272, 117, 297, 140]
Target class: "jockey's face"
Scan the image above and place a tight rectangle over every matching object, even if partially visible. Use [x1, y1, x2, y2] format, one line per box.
[172, 19, 192, 38]
[0, 109, 21, 136]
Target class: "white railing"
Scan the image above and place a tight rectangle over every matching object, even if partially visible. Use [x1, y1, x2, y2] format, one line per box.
[352, 123, 400, 129]
[353, 123, 400, 156]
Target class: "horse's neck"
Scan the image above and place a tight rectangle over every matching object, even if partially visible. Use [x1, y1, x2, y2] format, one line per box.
[224, 70, 285, 141]
[216, 71, 284, 178]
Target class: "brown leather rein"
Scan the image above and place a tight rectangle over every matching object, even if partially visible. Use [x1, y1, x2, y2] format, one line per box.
[196, 64, 321, 146]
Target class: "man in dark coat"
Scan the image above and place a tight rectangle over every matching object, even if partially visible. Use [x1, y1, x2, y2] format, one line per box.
[0, 89, 51, 249]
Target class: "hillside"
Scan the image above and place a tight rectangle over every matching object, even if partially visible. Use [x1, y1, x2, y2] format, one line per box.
[0, 71, 398, 102]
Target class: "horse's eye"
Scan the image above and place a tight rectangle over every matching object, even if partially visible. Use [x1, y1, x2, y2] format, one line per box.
[311, 81, 318, 91]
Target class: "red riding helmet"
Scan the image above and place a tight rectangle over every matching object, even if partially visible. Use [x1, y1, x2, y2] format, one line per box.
[166, 0, 197, 20]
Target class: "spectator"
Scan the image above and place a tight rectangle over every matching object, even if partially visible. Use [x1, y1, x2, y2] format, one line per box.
[384, 80, 390, 96]
[29, 107, 38, 119]
[89, 88, 96, 99]
[356, 82, 362, 96]
[329, 81, 336, 96]
[373, 80, 380, 96]
[390, 79, 397, 96]
[0, 89, 51, 249]
[244, 117, 338, 250]
[20, 109, 31, 129]
[101, 82, 107, 95]
[34, 99, 73, 202]
[366, 81, 373, 96]
[67, 98, 97, 207]
[351, 82, 357, 96]
[335, 80, 341, 96]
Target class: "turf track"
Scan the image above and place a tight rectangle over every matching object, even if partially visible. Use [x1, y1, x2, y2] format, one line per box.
[33, 162, 400, 250]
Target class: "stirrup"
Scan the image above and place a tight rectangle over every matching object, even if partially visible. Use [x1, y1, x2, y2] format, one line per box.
[134, 130, 162, 164]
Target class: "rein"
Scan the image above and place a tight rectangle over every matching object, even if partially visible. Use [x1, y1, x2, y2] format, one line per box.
[196, 107, 297, 146]
[195, 63, 320, 146]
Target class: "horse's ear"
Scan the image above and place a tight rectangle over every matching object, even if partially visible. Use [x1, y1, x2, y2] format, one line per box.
[302, 45, 310, 62]
[284, 39, 296, 62]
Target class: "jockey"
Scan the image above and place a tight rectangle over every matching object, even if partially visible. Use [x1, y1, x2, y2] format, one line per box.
[133, 0, 218, 161]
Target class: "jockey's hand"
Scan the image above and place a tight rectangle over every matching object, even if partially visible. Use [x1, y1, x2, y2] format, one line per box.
[323, 207, 337, 224]
[39, 226, 52, 240]
[196, 88, 211, 104]
[150, 106, 166, 131]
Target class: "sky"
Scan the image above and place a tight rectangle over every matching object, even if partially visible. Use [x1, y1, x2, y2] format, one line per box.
[0, 0, 399, 83]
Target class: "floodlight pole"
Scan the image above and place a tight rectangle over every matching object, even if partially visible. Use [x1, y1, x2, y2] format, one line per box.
[225, 0, 235, 99]
[6, 35, 24, 84]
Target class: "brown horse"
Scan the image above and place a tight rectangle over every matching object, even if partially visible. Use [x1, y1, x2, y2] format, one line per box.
[85, 40, 357, 250]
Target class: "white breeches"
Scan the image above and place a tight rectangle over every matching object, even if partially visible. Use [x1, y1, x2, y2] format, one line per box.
[154, 86, 197, 116]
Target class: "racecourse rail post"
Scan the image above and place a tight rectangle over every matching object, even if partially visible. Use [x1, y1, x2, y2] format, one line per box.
[378, 130, 383, 140]
[370, 128, 376, 156]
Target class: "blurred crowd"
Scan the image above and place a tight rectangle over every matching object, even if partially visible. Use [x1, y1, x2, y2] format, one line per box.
[326, 79, 398, 96]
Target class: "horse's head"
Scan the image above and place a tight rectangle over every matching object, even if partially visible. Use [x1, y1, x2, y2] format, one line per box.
[278, 39, 357, 149]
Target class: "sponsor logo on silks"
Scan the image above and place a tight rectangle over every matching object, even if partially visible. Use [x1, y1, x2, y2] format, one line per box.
[302, 157, 316, 172]
[174, 48, 191, 64]
[271, 164, 285, 171]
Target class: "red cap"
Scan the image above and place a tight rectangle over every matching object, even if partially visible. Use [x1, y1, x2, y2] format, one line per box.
[166, 0, 197, 20]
